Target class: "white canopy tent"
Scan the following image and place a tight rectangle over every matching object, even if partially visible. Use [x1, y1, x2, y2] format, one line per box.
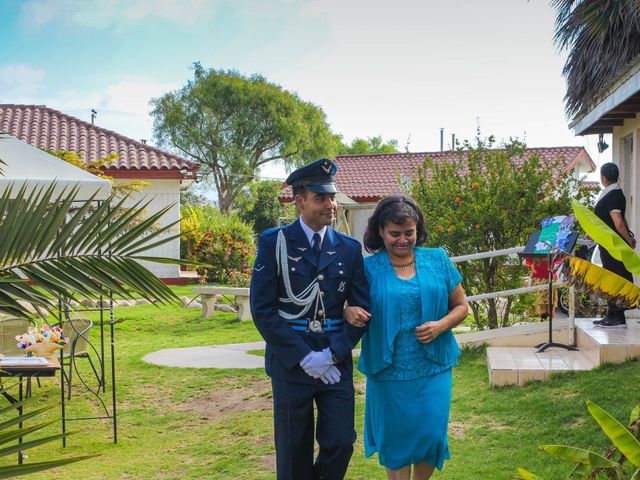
[0, 132, 111, 200]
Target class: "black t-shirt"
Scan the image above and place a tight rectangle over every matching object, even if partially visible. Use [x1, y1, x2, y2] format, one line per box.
[594, 188, 627, 232]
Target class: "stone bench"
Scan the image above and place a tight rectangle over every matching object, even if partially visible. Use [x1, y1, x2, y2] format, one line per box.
[192, 286, 251, 321]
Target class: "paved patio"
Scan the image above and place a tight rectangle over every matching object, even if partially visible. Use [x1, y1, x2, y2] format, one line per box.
[486, 318, 640, 387]
[143, 341, 265, 369]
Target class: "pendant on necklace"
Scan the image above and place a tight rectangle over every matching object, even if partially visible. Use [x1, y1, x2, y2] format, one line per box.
[392, 258, 415, 270]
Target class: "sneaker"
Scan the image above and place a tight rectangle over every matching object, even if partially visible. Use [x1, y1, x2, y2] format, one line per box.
[595, 318, 627, 328]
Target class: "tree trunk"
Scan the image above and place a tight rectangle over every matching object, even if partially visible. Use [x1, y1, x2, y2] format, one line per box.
[469, 302, 481, 330]
[486, 298, 498, 330]
[218, 193, 232, 213]
[500, 297, 513, 327]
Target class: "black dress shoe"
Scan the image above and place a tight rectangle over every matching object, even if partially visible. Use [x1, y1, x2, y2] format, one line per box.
[596, 317, 627, 328]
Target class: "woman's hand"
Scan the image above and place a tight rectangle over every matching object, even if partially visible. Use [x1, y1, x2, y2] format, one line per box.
[415, 285, 468, 343]
[343, 306, 371, 328]
[415, 320, 445, 344]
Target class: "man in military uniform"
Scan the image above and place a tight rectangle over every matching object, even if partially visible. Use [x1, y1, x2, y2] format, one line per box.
[250, 158, 370, 480]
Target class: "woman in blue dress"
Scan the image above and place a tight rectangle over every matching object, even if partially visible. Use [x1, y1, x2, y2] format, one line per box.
[344, 195, 468, 480]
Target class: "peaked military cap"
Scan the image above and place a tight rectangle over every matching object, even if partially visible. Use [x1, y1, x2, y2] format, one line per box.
[286, 158, 338, 194]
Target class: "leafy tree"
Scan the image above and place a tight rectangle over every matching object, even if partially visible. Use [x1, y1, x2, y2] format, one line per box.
[551, 0, 640, 117]
[151, 62, 339, 212]
[47, 149, 150, 195]
[410, 135, 594, 329]
[337, 135, 399, 155]
[234, 179, 294, 234]
[180, 187, 210, 208]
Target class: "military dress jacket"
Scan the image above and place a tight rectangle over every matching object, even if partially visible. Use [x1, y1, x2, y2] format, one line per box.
[250, 219, 370, 384]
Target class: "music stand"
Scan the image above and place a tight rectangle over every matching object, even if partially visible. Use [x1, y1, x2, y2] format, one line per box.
[520, 229, 579, 353]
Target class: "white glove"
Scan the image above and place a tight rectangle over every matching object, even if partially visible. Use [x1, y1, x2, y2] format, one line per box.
[319, 365, 341, 385]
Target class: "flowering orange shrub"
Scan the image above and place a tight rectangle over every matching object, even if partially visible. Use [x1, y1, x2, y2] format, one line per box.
[191, 231, 255, 284]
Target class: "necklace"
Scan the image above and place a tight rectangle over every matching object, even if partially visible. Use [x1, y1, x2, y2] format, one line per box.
[391, 256, 416, 270]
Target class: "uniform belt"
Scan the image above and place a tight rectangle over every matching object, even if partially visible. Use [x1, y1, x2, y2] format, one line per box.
[287, 318, 343, 332]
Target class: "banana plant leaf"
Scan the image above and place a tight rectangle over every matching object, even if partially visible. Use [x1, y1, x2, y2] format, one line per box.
[515, 467, 545, 480]
[563, 255, 640, 308]
[587, 400, 640, 468]
[566, 463, 591, 479]
[631, 404, 640, 425]
[572, 200, 640, 276]
[539, 444, 617, 468]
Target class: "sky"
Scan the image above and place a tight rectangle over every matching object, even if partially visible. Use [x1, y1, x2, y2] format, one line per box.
[0, 0, 610, 182]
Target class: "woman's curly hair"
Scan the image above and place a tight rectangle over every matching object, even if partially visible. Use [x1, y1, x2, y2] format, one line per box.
[363, 195, 426, 253]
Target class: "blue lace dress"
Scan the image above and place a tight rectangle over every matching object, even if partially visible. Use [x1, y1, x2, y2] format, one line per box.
[363, 252, 460, 471]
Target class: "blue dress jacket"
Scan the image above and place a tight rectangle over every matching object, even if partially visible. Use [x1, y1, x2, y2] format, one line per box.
[358, 247, 462, 376]
[250, 219, 370, 384]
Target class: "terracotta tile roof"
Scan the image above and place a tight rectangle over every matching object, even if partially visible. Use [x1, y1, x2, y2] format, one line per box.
[0, 104, 198, 179]
[280, 147, 595, 202]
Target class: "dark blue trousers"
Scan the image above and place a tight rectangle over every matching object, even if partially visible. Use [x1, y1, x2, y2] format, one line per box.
[601, 247, 634, 318]
[271, 375, 356, 480]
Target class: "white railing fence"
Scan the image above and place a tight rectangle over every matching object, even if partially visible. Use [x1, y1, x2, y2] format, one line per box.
[450, 246, 576, 324]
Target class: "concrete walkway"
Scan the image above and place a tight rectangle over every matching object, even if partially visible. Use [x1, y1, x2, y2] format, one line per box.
[143, 341, 266, 369]
[143, 315, 621, 370]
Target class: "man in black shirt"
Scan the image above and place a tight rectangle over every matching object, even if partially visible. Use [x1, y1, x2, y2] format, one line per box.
[594, 162, 636, 328]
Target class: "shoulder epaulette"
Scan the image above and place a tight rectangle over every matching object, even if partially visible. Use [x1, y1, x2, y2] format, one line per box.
[260, 226, 284, 238]
[334, 230, 360, 245]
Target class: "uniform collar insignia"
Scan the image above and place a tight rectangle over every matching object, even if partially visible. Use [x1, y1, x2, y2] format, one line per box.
[297, 247, 307, 252]
[325, 251, 336, 255]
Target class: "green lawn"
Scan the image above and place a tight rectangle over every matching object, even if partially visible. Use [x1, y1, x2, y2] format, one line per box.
[3, 289, 638, 479]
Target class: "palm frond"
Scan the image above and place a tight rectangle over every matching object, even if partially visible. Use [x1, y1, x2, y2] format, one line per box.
[0, 456, 98, 479]
[0, 185, 190, 317]
[0, 389, 97, 477]
[0, 432, 77, 459]
[551, 0, 640, 117]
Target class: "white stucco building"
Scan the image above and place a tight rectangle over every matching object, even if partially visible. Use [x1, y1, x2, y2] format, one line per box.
[0, 104, 199, 282]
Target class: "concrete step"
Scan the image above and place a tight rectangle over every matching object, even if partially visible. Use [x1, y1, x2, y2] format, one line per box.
[487, 317, 640, 387]
[574, 318, 640, 364]
[487, 346, 597, 387]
